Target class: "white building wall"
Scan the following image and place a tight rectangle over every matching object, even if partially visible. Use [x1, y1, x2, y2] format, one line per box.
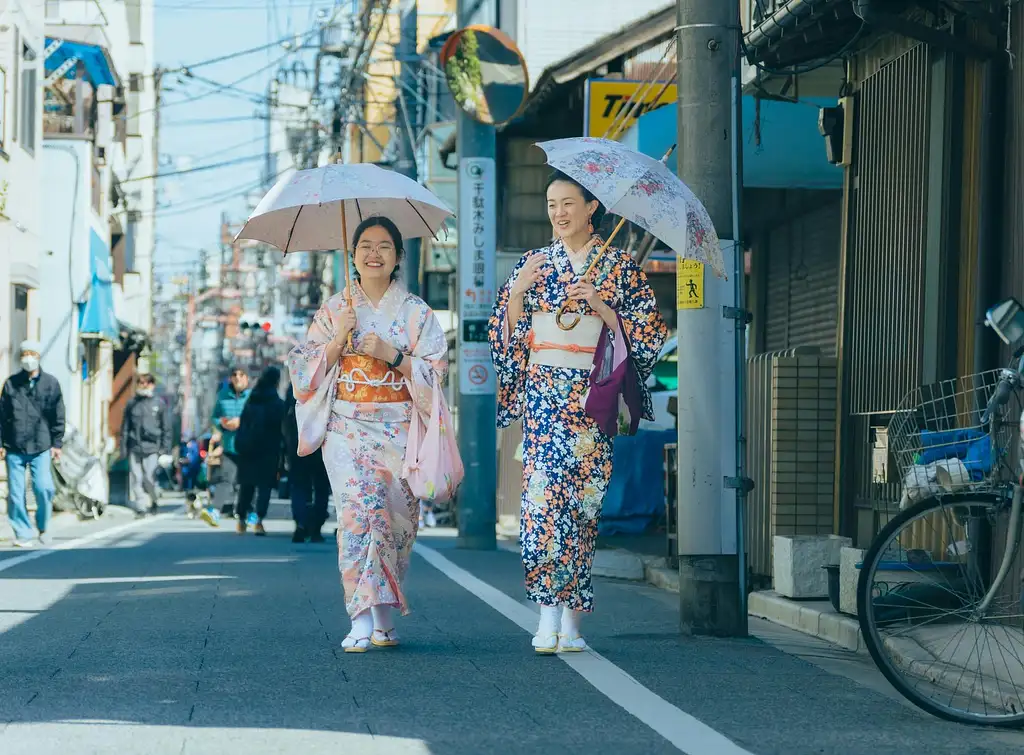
[39, 140, 93, 438]
[118, 0, 155, 333]
[513, 0, 671, 81]
[0, 0, 45, 377]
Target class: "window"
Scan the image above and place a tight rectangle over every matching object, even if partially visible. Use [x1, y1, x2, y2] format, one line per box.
[45, 1, 60, 18]
[19, 43, 36, 154]
[127, 1, 142, 44]
[11, 27, 18, 142]
[0, 67, 7, 152]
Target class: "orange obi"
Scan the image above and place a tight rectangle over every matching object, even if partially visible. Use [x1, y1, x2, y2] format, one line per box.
[528, 312, 603, 370]
[335, 354, 411, 403]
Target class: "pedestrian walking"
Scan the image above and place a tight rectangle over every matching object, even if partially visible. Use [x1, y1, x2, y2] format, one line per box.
[0, 340, 65, 547]
[210, 367, 251, 518]
[233, 365, 286, 536]
[487, 171, 668, 653]
[121, 373, 172, 517]
[288, 216, 448, 653]
[283, 383, 331, 544]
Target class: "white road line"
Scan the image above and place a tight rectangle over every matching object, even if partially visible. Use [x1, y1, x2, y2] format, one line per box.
[0, 512, 178, 574]
[413, 542, 755, 755]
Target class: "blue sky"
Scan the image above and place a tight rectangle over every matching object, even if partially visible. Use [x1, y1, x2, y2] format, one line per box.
[152, 1, 335, 279]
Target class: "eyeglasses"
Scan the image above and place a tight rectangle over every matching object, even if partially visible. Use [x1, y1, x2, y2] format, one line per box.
[355, 241, 395, 254]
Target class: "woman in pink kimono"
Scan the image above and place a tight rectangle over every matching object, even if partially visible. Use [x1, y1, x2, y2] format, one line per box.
[288, 216, 448, 653]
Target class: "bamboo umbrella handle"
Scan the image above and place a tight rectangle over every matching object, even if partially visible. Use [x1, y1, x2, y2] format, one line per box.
[341, 203, 354, 350]
[555, 217, 627, 331]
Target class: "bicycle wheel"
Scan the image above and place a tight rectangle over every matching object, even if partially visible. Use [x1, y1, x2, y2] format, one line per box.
[858, 492, 1024, 726]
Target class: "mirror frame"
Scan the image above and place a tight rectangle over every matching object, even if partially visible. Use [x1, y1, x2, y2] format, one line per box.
[985, 298, 1024, 345]
[440, 24, 530, 127]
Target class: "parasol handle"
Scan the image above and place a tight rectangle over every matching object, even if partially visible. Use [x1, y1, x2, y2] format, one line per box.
[554, 143, 676, 332]
[341, 203, 354, 350]
[555, 216, 627, 331]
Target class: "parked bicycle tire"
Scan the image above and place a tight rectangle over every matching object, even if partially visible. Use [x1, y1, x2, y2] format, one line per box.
[857, 491, 1024, 727]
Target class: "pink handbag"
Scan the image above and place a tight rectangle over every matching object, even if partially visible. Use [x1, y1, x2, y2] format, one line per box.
[402, 386, 464, 504]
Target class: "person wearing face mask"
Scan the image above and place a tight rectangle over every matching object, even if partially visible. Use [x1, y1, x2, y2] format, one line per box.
[288, 216, 448, 653]
[0, 340, 65, 547]
[488, 170, 668, 654]
[210, 367, 251, 518]
[120, 373, 172, 517]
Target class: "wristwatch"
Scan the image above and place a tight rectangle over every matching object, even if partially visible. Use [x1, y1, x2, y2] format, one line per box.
[388, 350, 405, 369]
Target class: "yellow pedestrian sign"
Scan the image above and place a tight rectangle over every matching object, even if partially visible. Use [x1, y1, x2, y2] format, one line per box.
[677, 260, 704, 309]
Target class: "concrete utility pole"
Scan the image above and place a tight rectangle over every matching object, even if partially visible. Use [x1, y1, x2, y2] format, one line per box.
[455, 0, 497, 550]
[675, 0, 748, 636]
[396, 0, 422, 296]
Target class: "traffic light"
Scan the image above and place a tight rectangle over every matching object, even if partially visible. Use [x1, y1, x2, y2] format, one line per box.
[238, 319, 273, 333]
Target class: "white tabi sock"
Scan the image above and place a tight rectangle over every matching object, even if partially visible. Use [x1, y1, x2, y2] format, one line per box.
[349, 609, 373, 641]
[371, 605, 393, 632]
[560, 606, 582, 638]
[536, 604, 559, 637]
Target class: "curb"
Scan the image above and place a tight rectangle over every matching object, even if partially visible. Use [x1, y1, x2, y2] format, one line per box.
[746, 591, 864, 653]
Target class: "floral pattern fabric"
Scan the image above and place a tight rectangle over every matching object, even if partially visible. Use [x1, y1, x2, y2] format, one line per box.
[536, 137, 725, 278]
[287, 281, 448, 618]
[488, 239, 668, 611]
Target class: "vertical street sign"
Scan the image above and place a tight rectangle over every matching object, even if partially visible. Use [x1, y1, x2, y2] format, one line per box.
[457, 156, 497, 395]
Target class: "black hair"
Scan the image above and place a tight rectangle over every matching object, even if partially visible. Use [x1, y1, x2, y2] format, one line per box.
[352, 216, 405, 283]
[545, 170, 607, 231]
[254, 364, 281, 394]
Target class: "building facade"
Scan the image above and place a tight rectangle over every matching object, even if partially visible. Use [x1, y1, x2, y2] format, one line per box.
[37, 0, 157, 463]
[0, 0, 45, 379]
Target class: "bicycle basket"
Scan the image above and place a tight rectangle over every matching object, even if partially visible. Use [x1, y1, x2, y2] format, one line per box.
[886, 370, 1018, 499]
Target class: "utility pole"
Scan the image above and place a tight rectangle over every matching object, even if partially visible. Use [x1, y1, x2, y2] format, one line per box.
[396, 0, 421, 296]
[675, 0, 748, 636]
[455, 0, 497, 550]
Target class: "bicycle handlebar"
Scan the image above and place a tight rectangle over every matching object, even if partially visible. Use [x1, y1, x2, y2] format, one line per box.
[982, 377, 1014, 425]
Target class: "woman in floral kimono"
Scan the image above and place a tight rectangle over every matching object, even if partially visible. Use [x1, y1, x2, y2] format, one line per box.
[288, 216, 448, 653]
[488, 171, 668, 653]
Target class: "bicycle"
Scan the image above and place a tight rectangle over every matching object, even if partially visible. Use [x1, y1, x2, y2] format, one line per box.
[856, 297, 1024, 726]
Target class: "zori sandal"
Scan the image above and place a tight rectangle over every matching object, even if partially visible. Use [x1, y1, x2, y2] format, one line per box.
[371, 628, 399, 648]
[341, 635, 371, 653]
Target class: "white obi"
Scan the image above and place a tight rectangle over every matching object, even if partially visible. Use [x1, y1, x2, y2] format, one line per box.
[528, 313, 603, 370]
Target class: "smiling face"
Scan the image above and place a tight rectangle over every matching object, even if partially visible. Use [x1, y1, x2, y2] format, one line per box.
[547, 180, 598, 243]
[354, 224, 400, 283]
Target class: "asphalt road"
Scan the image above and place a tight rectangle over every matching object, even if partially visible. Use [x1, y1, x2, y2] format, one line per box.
[2, 499, 1024, 755]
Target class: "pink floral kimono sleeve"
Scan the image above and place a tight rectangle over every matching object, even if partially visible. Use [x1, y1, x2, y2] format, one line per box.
[287, 302, 339, 456]
[405, 304, 449, 418]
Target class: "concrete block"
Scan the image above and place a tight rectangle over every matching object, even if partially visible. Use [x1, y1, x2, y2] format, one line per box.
[840, 546, 865, 616]
[773, 534, 852, 599]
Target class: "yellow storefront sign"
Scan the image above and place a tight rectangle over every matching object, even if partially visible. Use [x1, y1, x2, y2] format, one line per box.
[677, 260, 704, 309]
[585, 79, 678, 139]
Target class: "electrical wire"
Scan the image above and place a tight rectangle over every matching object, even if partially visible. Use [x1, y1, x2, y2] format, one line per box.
[123, 153, 266, 183]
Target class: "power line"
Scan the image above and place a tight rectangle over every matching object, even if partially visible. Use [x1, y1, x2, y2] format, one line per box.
[124, 153, 266, 183]
[162, 114, 269, 127]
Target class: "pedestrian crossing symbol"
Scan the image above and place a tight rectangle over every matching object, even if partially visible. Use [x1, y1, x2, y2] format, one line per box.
[677, 260, 704, 310]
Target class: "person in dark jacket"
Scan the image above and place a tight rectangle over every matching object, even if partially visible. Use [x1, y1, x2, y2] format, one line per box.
[0, 340, 65, 547]
[283, 383, 331, 543]
[234, 365, 285, 536]
[121, 373, 172, 517]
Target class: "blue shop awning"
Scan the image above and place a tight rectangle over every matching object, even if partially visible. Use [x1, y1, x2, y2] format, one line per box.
[79, 229, 119, 341]
[627, 96, 843, 190]
[45, 37, 117, 88]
